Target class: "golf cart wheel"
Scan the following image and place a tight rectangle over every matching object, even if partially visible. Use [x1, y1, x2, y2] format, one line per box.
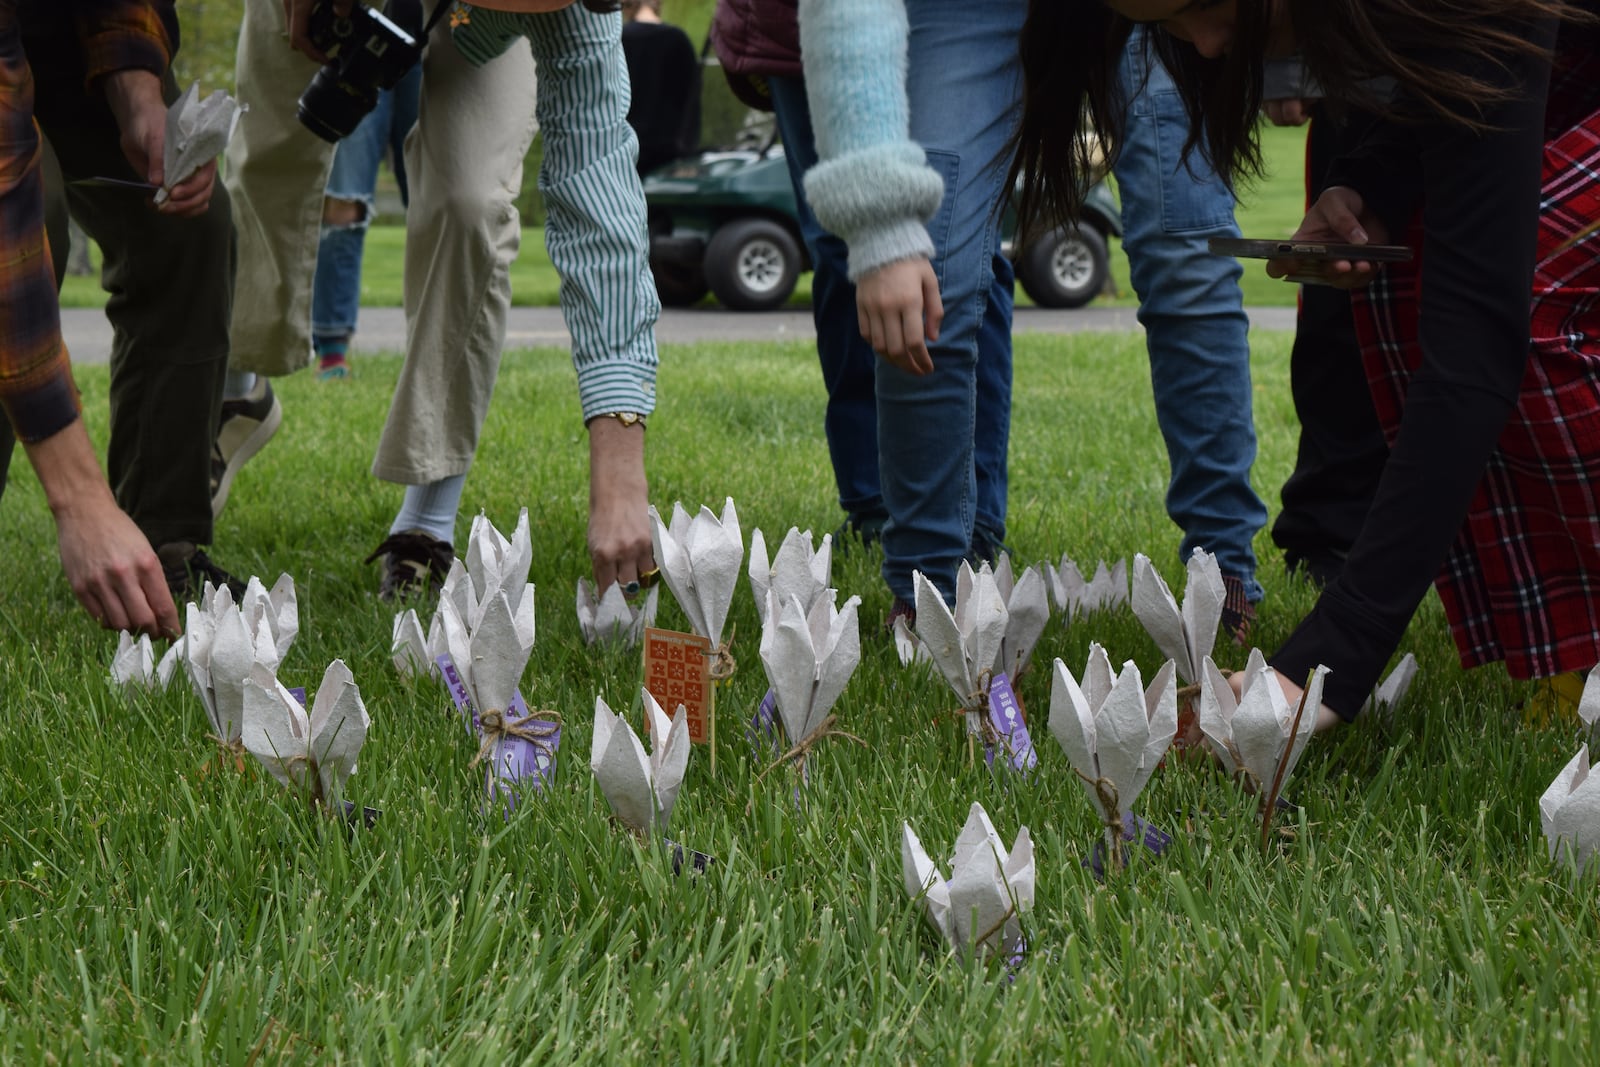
[651, 259, 710, 308]
[705, 219, 801, 311]
[1018, 224, 1109, 309]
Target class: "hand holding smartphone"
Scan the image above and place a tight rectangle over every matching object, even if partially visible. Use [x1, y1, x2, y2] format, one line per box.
[1209, 237, 1412, 288]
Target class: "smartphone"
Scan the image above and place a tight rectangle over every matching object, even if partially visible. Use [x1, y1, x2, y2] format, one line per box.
[1208, 237, 1413, 263]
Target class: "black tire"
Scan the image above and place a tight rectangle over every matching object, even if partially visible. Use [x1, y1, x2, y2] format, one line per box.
[651, 259, 710, 307]
[704, 218, 801, 311]
[1017, 224, 1109, 309]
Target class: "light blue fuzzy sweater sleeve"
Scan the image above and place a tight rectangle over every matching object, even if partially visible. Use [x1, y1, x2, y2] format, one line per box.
[797, 0, 945, 281]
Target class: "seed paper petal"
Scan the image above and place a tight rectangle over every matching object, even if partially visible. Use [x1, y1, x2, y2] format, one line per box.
[392, 609, 431, 676]
[649, 504, 707, 636]
[996, 560, 1050, 679]
[1180, 549, 1225, 679]
[1047, 658, 1099, 788]
[651, 699, 691, 830]
[469, 592, 531, 715]
[1577, 665, 1600, 728]
[208, 600, 256, 740]
[810, 595, 860, 727]
[1131, 659, 1179, 800]
[760, 591, 822, 744]
[110, 631, 154, 692]
[1197, 655, 1241, 777]
[901, 823, 954, 947]
[1093, 663, 1154, 817]
[1131, 553, 1191, 680]
[240, 664, 309, 788]
[913, 570, 971, 698]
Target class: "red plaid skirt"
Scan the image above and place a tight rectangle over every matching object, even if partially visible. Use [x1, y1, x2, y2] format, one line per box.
[1352, 95, 1600, 680]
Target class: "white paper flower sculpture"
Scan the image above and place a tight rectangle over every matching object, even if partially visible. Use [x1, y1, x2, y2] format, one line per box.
[109, 631, 183, 694]
[1047, 556, 1128, 620]
[576, 579, 660, 647]
[390, 608, 442, 678]
[749, 526, 833, 626]
[240, 659, 369, 809]
[182, 580, 297, 753]
[991, 553, 1050, 682]
[757, 588, 862, 774]
[453, 510, 537, 643]
[649, 498, 743, 676]
[904, 564, 1007, 708]
[1196, 650, 1329, 803]
[456, 588, 537, 727]
[590, 689, 691, 835]
[1048, 645, 1177, 868]
[1580, 665, 1600, 732]
[1541, 745, 1600, 877]
[1131, 549, 1224, 685]
[155, 83, 243, 205]
[902, 802, 1034, 961]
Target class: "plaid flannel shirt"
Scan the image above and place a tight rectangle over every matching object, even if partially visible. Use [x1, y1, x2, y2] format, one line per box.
[0, 0, 168, 444]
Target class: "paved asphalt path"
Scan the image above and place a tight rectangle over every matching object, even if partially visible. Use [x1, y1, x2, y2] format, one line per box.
[61, 304, 1296, 365]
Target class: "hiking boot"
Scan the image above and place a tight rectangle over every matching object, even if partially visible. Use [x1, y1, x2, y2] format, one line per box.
[364, 529, 454, 600]
[212, 379, 283, 518]
[830, 509, 887, 556]
[158, 541, 246, 603]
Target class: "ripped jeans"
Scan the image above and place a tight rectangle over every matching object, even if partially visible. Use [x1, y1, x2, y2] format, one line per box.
[309, 63, 421, 345]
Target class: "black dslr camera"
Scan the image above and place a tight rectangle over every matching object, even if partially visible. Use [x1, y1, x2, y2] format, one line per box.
[297, 0, 426, 143]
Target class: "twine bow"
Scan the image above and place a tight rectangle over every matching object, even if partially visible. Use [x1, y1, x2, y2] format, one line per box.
[753, 712, 866, 784]
[1072, 765, 1128, 872]
[201, 734, 249, 777]
[471, 708, 562, 770]
[706, 623, 738, 681]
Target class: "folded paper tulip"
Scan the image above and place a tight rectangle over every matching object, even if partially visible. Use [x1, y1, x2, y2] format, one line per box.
[1047, 556, 1128, 619]
[182, 576, 299, 747]
[590, 690, 690, 835]
[1131, 549, 1224, 685]
[907, 564, 1007, 711]
[1540, 745, 1600, 876]
[649, 498, 742, 651]
[155, 83, 243, 205]
[239, 659, 369, 808]
[1048, 645, 1178, 833]
[576, 578, 659, 647]
[902, 803, 1034, 961]
[1196, 649, 1329, 795]
[109, 631, 183, 693]
[757, 588, 861, 772]
[991, 553, 1050, 682]
[749, 526, 833, 625]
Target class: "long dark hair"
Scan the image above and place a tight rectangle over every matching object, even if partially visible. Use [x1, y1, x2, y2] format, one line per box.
[1010, 0, 1585, 243]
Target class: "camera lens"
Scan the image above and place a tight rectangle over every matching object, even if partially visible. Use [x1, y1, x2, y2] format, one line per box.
[296, 66, 380, 143]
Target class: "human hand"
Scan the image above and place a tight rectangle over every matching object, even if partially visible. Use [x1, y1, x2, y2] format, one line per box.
[856, 257, 943, 375]
[55, 497, 180, 638]
[1264, 97, 1311, 127]
[586, 415, 655, 595]
[1266, 186, 1391, 289]
[103, 70, 216, 216]
[283, 0, 353, 62]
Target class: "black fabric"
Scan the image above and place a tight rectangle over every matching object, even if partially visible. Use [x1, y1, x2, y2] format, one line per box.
[1270, 16, 1559, 717]
[1270, 105, 1389, 582]
[621, 19, 700, 175]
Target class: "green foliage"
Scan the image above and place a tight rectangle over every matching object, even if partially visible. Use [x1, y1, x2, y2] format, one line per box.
[2, 333, 1597, 1062]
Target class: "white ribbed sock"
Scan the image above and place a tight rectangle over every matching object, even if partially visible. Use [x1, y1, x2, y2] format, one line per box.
[389, 473, 468, 544]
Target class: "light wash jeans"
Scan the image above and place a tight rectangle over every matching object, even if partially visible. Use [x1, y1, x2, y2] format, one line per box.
[870, 0, 1025, 604]
[768, 73, 1012, 541]
[1113, 28, 1266, 599]
[311, 64, 422, 344]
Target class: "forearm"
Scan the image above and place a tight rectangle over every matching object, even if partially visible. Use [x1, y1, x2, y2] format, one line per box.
[797, 0, 942, 279]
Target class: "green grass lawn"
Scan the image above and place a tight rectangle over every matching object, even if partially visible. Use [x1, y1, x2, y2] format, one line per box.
[2, 333, 1596, 1062]
[58, 125, 1311, 313]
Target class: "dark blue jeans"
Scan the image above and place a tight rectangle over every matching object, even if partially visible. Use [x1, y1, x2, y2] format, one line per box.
[768, 72, 1012, 572]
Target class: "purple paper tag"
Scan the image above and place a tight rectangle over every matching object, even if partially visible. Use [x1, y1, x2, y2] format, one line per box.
[1083, 812, 1174, 882]
[437, 654, 559, 814]
[747, 688, 783, 759]
[984, 673, 1038, 774]
[437, 654, 476, 734]
[288, 686, 307, 707]
[666, 838, 716, 876]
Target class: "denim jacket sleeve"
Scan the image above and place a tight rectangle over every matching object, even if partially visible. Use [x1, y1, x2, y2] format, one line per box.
[796, 0, 944, 280]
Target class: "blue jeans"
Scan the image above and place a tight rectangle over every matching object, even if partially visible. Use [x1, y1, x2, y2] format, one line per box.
[1113, 29, 1266, 600]
[768, 74, 1012, 542]
[311, 63, 422, 342]
[844, 0, 1023, 604]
